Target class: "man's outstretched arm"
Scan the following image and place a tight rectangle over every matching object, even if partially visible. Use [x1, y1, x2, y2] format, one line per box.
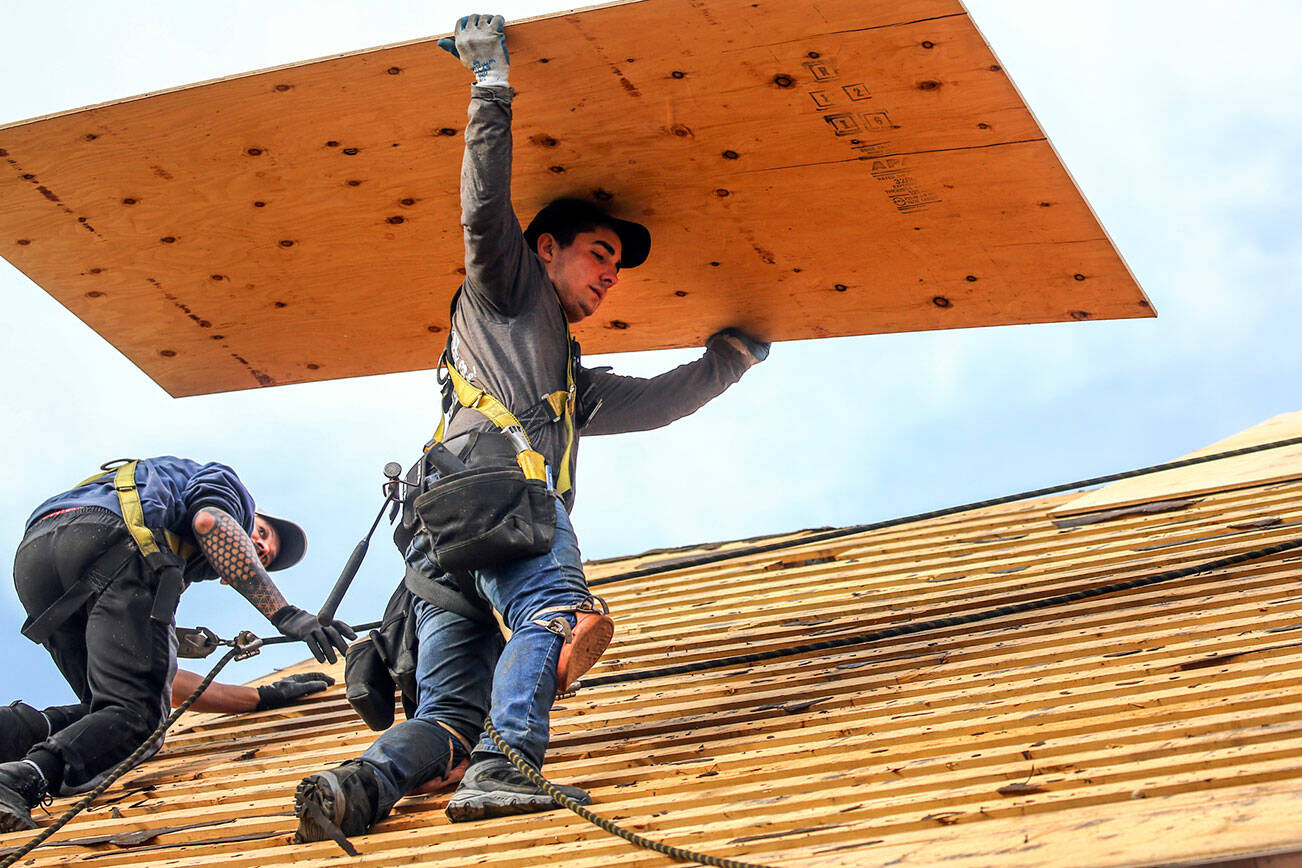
[579, 328, 770, 436]
[191, 507, 355, 663]
[171, 670, 335, 713]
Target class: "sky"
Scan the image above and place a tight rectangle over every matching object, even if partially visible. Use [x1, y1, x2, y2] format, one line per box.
[1, 1, 1299, 708]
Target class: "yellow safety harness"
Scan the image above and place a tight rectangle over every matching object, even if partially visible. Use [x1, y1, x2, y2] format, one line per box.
[22, 460, 195, 644]
[82, 459, 196, 620]
[77, 460, 192, 561]
[429, 332, 577, 495]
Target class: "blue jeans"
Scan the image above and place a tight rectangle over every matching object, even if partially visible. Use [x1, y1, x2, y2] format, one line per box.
[359, 500, 588, 812]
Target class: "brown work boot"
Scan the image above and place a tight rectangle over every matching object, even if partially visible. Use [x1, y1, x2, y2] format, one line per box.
[556, 605, 614, 693]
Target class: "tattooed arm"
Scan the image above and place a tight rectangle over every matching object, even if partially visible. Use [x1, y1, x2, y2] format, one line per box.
[192, 507, 356, 662]
[192, 506, 287, 617]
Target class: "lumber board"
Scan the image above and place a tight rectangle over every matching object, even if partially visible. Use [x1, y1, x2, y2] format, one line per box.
[0, 0, 1149, 396]
[13, 420, 1302, 868]
[1056, 412, 1302, 516]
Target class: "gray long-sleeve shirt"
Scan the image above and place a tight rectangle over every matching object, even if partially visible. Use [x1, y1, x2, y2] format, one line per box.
[444, 85, 751, 510]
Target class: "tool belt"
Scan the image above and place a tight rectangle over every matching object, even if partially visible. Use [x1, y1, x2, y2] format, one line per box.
[399, 288, 577, 574]
[411, 435, 557, 573]
[344, 580, 419, 731]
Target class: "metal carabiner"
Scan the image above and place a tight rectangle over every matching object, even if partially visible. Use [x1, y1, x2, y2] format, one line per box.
[233, 631, 264, 661]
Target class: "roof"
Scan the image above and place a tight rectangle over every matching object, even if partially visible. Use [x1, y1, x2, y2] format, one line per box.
[5, 413, 1301, 866]
[0, 0, 1149, 396]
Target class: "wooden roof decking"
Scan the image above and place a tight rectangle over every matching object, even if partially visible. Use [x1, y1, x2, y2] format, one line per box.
[5, 432, 1302, 865]
[0, 0, 1150, 396]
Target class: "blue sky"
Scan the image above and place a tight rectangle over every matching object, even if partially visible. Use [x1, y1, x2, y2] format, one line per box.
[1, 1, 1299, 707]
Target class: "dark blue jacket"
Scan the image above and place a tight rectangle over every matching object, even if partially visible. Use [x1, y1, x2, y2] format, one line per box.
[27, 456, 257, 583]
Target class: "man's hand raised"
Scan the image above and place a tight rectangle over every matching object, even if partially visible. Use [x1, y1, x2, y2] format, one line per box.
[438, 14, 510, 89]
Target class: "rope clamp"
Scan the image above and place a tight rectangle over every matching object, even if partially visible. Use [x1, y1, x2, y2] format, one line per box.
[233, 630, 264, 660]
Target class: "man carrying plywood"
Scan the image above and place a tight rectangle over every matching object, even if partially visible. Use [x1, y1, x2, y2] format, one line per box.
[294, 13, 767, 839]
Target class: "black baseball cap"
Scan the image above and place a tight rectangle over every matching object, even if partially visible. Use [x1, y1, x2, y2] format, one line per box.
[524, 198, 652, 269]
[258, 512, 307, 571]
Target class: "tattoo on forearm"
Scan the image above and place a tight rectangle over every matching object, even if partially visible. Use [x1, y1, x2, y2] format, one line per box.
[195, 507, 288, 618]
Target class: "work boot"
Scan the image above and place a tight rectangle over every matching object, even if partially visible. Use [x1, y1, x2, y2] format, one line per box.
[445, 754, 590, 822]
[0, 760, 49, 832]
[551, 599, 615, 693]
[293, 760, 382, 843]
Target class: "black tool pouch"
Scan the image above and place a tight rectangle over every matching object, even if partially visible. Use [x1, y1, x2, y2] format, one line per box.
[344, 580, 418, 731]
[344, 636, 396, 731]
[413, 467, 556, 572]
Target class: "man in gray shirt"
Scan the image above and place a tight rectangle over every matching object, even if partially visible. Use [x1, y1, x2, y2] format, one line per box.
[295, 13, 767, 840]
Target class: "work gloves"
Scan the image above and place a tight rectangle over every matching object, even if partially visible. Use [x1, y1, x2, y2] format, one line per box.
[254, 672, 336, 711]
[270, 605, 356, 665]
[438, 14, 510, 89]
[708, 327, 771, 369]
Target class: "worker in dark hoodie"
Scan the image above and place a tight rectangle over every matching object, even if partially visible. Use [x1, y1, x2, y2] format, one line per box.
[0, 456, 355, 831]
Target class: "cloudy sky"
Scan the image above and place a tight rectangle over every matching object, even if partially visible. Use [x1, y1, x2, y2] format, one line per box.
[1, 1, 1299, 708]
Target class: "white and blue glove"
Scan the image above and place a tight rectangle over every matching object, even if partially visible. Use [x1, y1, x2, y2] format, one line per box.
[438, 13, 510, 89]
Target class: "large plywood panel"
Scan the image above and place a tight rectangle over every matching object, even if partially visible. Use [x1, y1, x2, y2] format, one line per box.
[0, 0, 1150, 396]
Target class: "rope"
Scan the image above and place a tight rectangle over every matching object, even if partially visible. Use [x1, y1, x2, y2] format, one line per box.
[0, 617, 383, 865]
[0, 645, 242, 868]
[583, 538, 1302, 687]
[483, 718, 772, 868]
[589, 434, 1302, 588]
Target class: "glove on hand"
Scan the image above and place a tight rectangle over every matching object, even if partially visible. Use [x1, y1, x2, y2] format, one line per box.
[270, 605, 357, 665]
[437, 13, 510, 88]
[255, 672, 336, 711]
[708, 327, 771, 367]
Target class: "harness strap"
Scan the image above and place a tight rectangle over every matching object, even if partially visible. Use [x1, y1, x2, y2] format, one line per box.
[430, 291, 579, 494]
[107, 460, 188, 622]
[21, 461, 191, 644]
[403, 566, 495, 627]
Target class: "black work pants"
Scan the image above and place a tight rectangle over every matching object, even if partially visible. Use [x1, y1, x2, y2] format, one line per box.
[12, 508, 175, 788]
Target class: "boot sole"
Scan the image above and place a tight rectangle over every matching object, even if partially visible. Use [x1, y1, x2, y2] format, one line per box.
[0, 806, 37, 833]
[293, 774, 344, 844]
[445, 790, 566, 822]
[557, 613, 614, 692]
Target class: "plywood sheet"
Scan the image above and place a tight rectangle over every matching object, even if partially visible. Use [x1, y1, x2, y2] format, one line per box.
[1055, 412, 1302, 517]
[0, 0, 1150, 396]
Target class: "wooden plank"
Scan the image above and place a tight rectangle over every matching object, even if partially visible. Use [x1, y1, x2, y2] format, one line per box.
[0, 0, 1149, 396]
[18, 421, 1302, 868]
[1056, 412, 1302, 517]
